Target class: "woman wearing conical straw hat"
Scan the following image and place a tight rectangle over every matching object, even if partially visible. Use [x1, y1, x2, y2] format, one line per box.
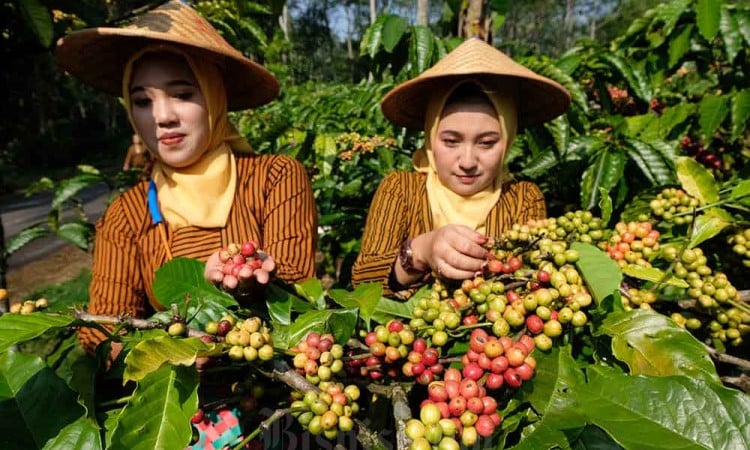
[55, 1, 317, 353]
[352, 38, 570, 296]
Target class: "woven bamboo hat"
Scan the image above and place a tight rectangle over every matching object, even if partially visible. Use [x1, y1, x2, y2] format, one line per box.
[55, 0, 279, 110]
[381, 38, 571, 130]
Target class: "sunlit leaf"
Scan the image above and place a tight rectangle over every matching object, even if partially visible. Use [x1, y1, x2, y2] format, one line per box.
[0, 313, 75, 352]
[731, 88, 750, 140]
[52, 173, 105, 209]
[41, 415, 102, 450]
[328, 282, 382, 328]
[698, 94, 729, 140]
[668, 23, 693, 68]
[598, 188, 613, 225]
[410, 25, 434, 74]
[620, 265, 688, 288]
[730, 179, 750, 204]
[55, 222, 93, 251]
[597, 310, 719, 382]
[293, 278, 326, 309]
[689, 209, 729, 248]
[152, 258, 237, 311]
[696, 0, 721, 41]
[572, 242, 622, 305]
[381, 15, 408, 53]
[720, 5, 743, 62]
[581, 148, 626, 215]
[124, 336, 219, 382]
[676, 156, 719, 204]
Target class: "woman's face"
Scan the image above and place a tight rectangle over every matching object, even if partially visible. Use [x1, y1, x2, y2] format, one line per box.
[432, 99, 505, 196]
[129, 53, 209, 169]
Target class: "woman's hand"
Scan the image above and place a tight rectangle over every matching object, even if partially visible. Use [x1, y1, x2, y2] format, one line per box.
[204, 249, 276, 292]
[411, 225, 488, 281]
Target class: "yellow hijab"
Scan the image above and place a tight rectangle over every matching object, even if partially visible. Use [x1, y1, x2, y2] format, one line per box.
[412, 80, 518, 234]
[123, 44, 253, 230]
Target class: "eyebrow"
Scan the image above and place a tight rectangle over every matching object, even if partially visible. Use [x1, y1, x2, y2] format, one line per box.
[439, 130, 501, 138]
[130, 79, 195, 95]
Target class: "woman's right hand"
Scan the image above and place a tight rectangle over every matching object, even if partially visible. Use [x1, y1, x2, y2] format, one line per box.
[411, 224, 489, 281]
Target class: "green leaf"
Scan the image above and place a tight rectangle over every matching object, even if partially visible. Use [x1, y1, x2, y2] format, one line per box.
[514, 345, 587, 449]
[731, 89, 750, 140]
[570, 425, 623, 450]
[284, 308, 359, 348]
[266, 282, 294, 325]
[736, 8, 750, 46]
[0, 351, 86, 449]
[410, 25, 435, 74]
[676, 156, 719, 204]
[696, 0, 721, 41]
[597, 310, 719, 382]
[5, 225, 48, 255]
[654, 103, 695, 140]
[124, 336, 219, 382]
[625, 140, 675, 186]
[698, 94, 730, 139]
[51, 173, 104, 209]
[581, 148, 627, 210]
[668, 23, 693, 68]
[41, 415, 102, 450]
[152, 258, 237, 310]
[654, 0, 692, 38]
[730, 179, 750, 203]
[598, 188, 613, 225]
[572, 242, 622, 305]
[109, 365, 198, 450]
[689, 209, 730, 248]
[720, 5, 743, 62]
[18, 0, 53, 47]
[361, 14, 388, 58]
[293, 278, 326, 309]
[328, 282, 383, 328]
[0, 313, 75, 352]
[381, 15, 408, 52]
[370, 285, 431, 323]
[620, 265, 688, 288]
[55, 222, 93, 250]
[600, 53, 651, 101]
[578, 366, 749, 450]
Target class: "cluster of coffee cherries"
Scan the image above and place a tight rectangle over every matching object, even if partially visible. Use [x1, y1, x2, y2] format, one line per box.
[648, 188, 700, 226]
[601, 221, 661, 268]
[202, 315, 275, 362]
[498, 210, 608, 246]
[289, 382, 360, 439]
[409, 286, 463, 339]
[217, 241, 264, 282]
[290, 332, 345, 384]
[621, 287, 658, 310]
[680, 135, 722, 170]
[728, 228, 750, 268]
[7, 297, 49, 315]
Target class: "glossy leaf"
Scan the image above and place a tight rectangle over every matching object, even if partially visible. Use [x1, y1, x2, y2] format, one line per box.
[736, 7, 750, 45]
[720, 5, 743, 62]
[283, 308, 358, 349]
[55, 221, 93, 251]
[41, 416, 102, 450]
[668, 23, 693, 68]
[581, 148, 626, 210]
[150, 299, 232, 329]
[0, 351, 85, 449]
[598, 188, 613, 225]
[578, 366, 749, 450]
[51, 173, 104, 209]
[730, 179, 750, 204]
[598, 309, 719, 383]
[293, 278, 326, 309]
[18, 0, 53, 47]
[266, 282, 294, 325]
[696, 0, 721, 41]
[620, 265, 688, 288]
[5, 225, 48, 255]
[731, 88, 750, 140]
[698, 94, 729, 140]
[654, 0, 691, 38]
[625, 139, 674, 186]
[0, 313, 75, 352]
[370, 285, 431, 323]
[328, 282, 382, 328]
[572, 242, 622, 305]
[361, 14, 387, 58]
[410, 25, 434, 74]
[381, 15, 408, 52]
[109, 365, 199, 450]
[124, 336, 219, 382]
[152, 258, 237, 310]
[600, 53, 651, 101]
[689, 208, 730, 248]
[676, 156, 719, 204]
[570, 425, 623, 450]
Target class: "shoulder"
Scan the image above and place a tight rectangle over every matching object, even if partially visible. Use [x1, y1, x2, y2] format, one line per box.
[99, 182, 149, 229]
[503, 180, 544, 198]
[378, 171, 424, 194]
[236, 153, 307, 178]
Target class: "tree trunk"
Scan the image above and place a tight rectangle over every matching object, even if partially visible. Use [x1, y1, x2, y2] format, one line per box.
[370, 0, 377, 24]
[279, 4, 291, 42]
[416, 0, 429, 26]
[564, 0, 576, 48]
[462, 0, 489, 41]
[589, 0, 598, 39]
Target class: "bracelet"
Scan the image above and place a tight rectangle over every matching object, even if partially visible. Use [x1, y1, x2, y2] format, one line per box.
[398, 237, 428, 274]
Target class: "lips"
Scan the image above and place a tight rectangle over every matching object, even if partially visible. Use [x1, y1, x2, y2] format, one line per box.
[159, 133, 185, 146]
[456, 174, 479, 184]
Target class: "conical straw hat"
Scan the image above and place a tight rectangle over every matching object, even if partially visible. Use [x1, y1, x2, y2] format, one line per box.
[55, 0, 279, 110]
[381, 38, 571, 130]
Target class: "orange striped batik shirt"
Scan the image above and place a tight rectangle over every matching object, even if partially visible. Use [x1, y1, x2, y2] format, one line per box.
[351, 171, 546, 297]
[80, 153, 317, 350]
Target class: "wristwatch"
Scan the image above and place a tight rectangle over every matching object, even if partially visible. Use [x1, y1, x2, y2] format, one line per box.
[398, 237, 425, 274]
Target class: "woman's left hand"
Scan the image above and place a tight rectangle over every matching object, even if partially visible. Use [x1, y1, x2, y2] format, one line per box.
[204, 249, 276, 291]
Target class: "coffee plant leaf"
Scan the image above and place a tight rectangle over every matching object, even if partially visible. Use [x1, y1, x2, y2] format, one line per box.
[676, 156, 720, 204]
[124, 335, 218, 383]
[152, 258, 237, 310]
[688, 209, 730, 248]
[729, 179, 750, 204]
[600, 53, 651, 101]
[696, 0, 721, 41]
[597, 309, 719, 383]
[0, 351, 85, 449]
[66, 353, 99, 420]
[370, 284, 429, 323]
[572, 242, 622, 305]
[625, 139, 675, 186]
[5, 224, 48, 255]
[620, 265, 689, 288]
[265, 282, 294, 325]
[409, 25, 435, 75]
[668, 23, 693, 68]
[51, 173, 105, 209]
[55, 221, 93, 251]
[655, 103, 695, 140]
[17, 0, 53, 47]
[569, 425, 623, 449]
[580, 147, 626, 210]
[720, 5, 743, 62]
[41, 415, 102, 450]
[577, 365, 750, 450]
[281, 308, 358, 349]
[150, 299, 233, 329]
[0, 313, 75, 352]
[328, 282, 382, 328]
[698, 94, 730, 141]
[108, 365, 198, 450]
[293, 278, 326, 309]
[731, 88, 750, 140]
[381, 15, 408, 53]
[598, 188, 613, 224]
[360, 14, 388, 58]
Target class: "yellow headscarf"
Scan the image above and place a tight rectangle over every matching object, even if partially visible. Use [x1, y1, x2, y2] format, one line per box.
[412, 80, 518, 234]
[123, 44, 253, 230]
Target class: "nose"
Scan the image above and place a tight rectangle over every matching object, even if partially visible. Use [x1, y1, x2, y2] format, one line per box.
[458, 145, 478, 171]
[152, 96, 178, 127]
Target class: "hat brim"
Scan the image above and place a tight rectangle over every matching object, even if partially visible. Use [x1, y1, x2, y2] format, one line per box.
[381, 73, 571, 131]
[55, 28, 280, 110]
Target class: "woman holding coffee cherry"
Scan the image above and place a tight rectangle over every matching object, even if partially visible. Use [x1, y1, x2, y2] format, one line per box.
[352, 39, 571, 297]
[54, 1, 317, 354]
